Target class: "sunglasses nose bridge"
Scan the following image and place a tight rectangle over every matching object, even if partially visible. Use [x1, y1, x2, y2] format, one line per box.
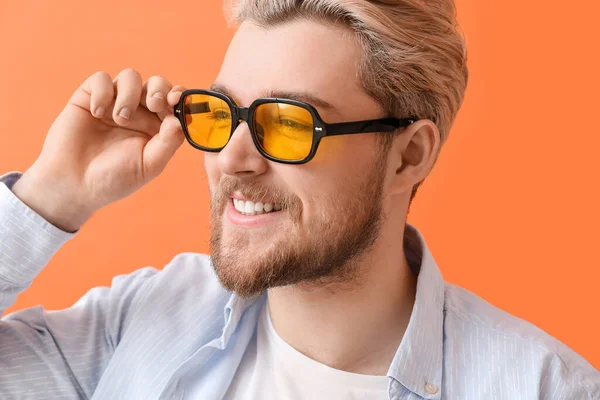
[237, 107, 250, 124]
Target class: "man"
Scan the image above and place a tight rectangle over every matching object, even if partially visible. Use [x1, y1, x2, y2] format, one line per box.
[0, 0, 598, 399]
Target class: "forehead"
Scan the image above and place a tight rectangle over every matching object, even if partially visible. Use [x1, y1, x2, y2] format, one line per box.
[215, 19, 373, 116]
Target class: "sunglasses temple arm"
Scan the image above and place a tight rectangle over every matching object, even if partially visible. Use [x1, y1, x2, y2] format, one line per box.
[324, 118, 414, 136]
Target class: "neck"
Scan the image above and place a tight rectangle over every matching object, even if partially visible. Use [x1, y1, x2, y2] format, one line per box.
[266, 222, 417, 376]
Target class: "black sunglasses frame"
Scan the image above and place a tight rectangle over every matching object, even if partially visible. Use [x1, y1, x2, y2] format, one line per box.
[173, 89, 416, 164]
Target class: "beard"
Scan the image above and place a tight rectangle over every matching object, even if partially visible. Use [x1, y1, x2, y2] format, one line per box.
[209, 158, 387, 298]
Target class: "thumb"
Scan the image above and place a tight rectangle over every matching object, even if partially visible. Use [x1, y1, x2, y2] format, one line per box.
[142, 115, 185, 181]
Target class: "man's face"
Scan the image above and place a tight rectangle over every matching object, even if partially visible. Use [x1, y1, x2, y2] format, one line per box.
[205, 19, 392, 297]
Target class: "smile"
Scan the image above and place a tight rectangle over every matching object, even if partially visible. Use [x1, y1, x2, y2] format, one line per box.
[233, 199, 283, 216]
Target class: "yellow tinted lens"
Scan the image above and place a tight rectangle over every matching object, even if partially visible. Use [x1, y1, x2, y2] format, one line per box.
[254, 103, 314, 161]
[184, 94, 232, 148]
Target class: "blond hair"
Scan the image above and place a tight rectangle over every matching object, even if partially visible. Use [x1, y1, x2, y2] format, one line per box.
[227, 0, 468, 203]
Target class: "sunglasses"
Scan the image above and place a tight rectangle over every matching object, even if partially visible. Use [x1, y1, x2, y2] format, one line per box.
[173, 89, 416, 164]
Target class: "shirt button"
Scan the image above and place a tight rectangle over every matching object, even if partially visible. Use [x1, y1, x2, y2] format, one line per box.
[425, 382, 438, 394]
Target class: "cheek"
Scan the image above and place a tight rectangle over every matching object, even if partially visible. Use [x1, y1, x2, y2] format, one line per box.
[294, 137, 382, 218]
[290, 168, 359, 219]
[311, 136, 345, 164]
[311, 135, 378, 176]
[204, 153, 220, 185]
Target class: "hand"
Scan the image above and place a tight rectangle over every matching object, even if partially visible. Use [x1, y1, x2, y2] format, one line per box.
[12, 69, 186, 232]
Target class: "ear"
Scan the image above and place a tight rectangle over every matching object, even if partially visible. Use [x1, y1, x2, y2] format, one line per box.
[388, 119, 441, 196]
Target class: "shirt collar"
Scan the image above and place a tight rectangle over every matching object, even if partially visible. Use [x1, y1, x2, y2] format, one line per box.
[223, 223, 445, 398]
[387, 223, 445, 398]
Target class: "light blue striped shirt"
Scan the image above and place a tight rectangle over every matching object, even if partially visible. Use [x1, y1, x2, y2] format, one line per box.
[0, 171, 598, 399]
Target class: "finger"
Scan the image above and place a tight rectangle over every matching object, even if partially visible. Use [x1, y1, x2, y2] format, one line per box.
[142, 115, 185, 181]
[86, 72, 114, 118]
[69, 71, 115, 117]
[112, 68, 143, 126]
[141, 76, 172, 114]
[167, 85, 187, 107]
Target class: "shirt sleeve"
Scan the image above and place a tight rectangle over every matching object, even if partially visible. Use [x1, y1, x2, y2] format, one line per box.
[0, 171, 161, 399]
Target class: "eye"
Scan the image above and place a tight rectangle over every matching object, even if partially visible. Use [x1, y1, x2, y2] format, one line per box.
[213, 109, 231, 120]
[279, 118, 311, 130]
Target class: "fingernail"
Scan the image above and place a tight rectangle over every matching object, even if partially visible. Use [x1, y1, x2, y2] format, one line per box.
[119, 107, 131, 120]
[152, 92, 164, 100]
[95, 106, 105, 117]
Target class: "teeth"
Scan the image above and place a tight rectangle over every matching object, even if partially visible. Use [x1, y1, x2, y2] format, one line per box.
[233, 199, 283, 215]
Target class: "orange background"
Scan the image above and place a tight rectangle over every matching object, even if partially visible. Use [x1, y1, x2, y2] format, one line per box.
[1, 1, 598, 369]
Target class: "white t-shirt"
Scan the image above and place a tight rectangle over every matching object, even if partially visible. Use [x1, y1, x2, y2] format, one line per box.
[223, 302, 389, 400]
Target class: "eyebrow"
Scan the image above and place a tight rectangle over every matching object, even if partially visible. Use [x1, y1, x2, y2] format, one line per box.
[209, 83, 338, 113]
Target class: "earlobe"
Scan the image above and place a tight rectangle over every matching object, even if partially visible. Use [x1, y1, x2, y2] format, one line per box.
[391, 120, 440, 192]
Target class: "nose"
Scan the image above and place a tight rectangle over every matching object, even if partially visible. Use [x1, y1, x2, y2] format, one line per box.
[216, 121, 269, 178]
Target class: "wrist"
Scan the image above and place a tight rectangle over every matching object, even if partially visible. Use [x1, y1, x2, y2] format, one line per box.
[11, 171, 93, 233]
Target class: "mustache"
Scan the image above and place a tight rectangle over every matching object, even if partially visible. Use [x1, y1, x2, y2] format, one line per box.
[211, 176, 301, 211]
